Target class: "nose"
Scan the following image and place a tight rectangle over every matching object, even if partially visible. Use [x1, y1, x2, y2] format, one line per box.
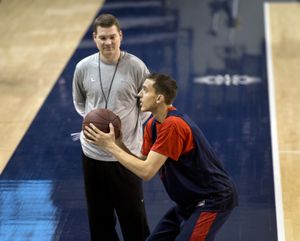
[137, 90, 142, 97]
[104, 38, 112, 45]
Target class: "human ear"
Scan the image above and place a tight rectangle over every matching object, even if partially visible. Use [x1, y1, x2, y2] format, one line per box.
[93, 32, 97, 42]
[156, 94, 164, 103]
[119, 30, 123, 41]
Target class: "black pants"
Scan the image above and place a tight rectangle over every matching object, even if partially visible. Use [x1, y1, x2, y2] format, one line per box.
[82, 153, 150, 241]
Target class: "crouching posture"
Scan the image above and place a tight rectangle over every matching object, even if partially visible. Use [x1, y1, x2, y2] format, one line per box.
[85, 73, 238, 241]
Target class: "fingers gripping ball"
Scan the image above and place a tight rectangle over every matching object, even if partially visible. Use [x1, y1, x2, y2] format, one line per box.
[82, 108, 121, 139]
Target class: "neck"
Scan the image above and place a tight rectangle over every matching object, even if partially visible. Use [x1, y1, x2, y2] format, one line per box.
[152, 105, 171, 123]
[100, 50, 121, 64]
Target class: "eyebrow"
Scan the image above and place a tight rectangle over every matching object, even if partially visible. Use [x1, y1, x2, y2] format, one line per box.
[142, 85, 148, 90]
[98, 33, 118, 37]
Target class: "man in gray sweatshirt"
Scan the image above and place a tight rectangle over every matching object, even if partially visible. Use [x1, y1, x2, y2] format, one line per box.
[72, 13, 150, 241]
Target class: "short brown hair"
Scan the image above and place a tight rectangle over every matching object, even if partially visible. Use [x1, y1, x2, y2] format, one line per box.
[93, 14, 121, 33]
[147, 73, 177, 105]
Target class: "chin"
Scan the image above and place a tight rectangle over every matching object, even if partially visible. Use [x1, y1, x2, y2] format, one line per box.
[102, 49, 114, 55]
[140, 106, 148, 112]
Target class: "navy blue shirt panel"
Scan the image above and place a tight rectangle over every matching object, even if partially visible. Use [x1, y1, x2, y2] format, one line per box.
[151, 109, 238, 211]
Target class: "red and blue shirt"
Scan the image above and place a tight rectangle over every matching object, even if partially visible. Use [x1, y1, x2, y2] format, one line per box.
[142, 107, 238, 211]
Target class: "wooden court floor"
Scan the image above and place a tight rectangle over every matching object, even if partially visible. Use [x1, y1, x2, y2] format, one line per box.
[0, 0, 104, 172]
[0, 1, 299, 241]
[267, 3, 300, 241]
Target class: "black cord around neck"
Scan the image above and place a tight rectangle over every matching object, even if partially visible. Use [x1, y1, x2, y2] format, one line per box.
[98, 53, 121, 109]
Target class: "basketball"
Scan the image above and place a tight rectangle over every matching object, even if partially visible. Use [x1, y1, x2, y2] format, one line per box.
[82, 108, 121, 138]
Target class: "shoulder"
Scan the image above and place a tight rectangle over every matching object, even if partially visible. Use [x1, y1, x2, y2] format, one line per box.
[162, 116, 192, 137]
[76, 53, 98, 69]
[120, 52, 149, 84]
[122, 52, 148, 68]
[164, 116, 189, 128]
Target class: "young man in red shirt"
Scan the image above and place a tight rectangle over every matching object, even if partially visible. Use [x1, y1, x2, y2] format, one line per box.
[84, 73, 238, 241]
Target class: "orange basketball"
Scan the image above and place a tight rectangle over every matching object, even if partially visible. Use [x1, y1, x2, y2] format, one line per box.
[82, 108, 121, 138]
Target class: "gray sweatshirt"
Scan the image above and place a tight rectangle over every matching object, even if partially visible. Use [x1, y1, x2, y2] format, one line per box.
[72, 51, 150, 161]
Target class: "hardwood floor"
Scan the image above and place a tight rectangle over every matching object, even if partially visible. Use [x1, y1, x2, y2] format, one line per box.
[268, 3, 300, 241]
[0, 0, 104, 172]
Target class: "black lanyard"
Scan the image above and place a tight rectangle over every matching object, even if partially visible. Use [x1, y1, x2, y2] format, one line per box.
[98, 53, 121, 109]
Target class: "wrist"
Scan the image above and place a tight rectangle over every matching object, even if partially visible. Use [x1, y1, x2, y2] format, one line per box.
[107, 142, 120, 155]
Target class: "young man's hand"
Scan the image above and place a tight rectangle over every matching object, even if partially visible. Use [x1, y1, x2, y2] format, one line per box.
[84, 123, 117, 151]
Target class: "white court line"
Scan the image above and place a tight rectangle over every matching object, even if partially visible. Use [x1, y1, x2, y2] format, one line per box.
[264, 3, 286, 241]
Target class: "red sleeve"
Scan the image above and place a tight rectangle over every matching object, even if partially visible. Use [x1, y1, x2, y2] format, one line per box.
[142, 116, 194, 160]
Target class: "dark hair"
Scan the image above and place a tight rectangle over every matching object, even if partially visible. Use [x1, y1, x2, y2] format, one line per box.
[147, 73, 178, 105]
[93, 14, 121, 33]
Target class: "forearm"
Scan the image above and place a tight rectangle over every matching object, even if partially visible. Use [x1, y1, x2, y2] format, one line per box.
[107, 144, 153, 180]
[116, 141, 142, 159]
[84, 123, 163, 180]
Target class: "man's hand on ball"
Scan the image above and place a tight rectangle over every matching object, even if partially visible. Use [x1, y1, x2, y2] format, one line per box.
[84, 123, 116, 149]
